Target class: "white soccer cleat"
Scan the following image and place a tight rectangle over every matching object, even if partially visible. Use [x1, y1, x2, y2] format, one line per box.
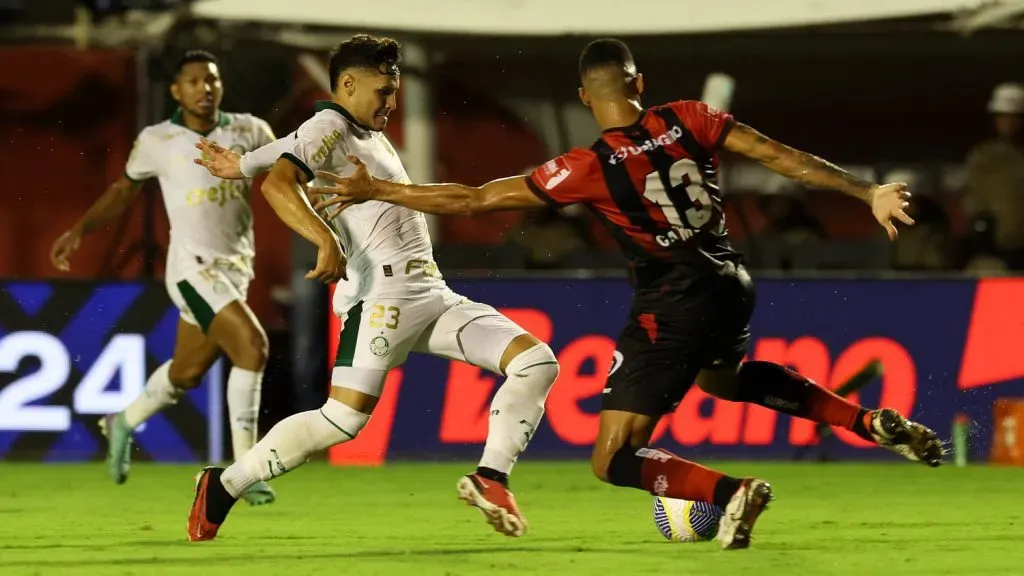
[717, 478, 772, 550]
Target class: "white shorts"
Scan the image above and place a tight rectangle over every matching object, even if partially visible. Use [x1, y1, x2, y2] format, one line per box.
[166, 265, 250, 332]
[332, 288, 528, 394]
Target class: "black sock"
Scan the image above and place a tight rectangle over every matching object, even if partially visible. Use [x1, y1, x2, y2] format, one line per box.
[712, 476, 744, 510]
[204, 468, 238, 524]
[734, 361, 865, 432]
[605, 446, 643, 488]
[475, 466, 509, 488]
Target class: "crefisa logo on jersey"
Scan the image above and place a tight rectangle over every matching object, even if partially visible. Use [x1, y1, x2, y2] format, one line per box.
[608, 126, 684, 165]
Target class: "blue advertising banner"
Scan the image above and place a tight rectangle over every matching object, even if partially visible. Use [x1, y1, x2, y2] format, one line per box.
[0, 281, 217, 461]
[5, 278, 1022, 464]
[329, 277, 1024, 465]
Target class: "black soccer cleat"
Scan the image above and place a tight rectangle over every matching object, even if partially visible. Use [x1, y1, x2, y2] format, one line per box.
[869, 408, 945, 467]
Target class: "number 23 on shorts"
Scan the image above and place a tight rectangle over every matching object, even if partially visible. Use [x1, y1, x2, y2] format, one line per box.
[368, 304, 401, 330]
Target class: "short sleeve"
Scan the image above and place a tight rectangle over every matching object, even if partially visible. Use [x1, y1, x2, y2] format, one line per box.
[670, 100, 735, 152]
[125, 130, 158, 182]
[281, 114, 347, 182]
[525, 149, 597, 207]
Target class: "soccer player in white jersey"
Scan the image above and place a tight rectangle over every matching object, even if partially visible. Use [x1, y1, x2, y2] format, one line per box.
[50, 50, 343, 506]
[185, 34, 559, 542]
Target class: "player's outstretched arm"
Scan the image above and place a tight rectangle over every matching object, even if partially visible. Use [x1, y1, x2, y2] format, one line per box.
[263, 159, 347, 282]
[723, 122, 914, 240]
[195, 135, 296, 180]
[310, 156, 548, 218]
[50, 175, 144, 271]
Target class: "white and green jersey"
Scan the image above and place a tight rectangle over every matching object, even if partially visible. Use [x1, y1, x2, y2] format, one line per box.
[126, 110, 275, 280]
[240, 101, 443, 313]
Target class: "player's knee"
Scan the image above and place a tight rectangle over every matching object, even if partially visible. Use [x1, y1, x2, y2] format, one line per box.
[696, 365, 743, 401]
[167, 360, 206, 389]
[592, 445, 643, 487]
[590, 447, 614, 483]
[320, 397, 372, 444]
[504, 342, 559, 397]
[230, 326, 269, 370]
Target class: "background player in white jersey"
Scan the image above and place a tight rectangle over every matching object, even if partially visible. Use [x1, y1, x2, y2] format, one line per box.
[186, 34, 559, 542]
[49, 51, 339, 506]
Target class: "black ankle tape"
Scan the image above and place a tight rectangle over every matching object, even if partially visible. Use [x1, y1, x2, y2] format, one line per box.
[851, 408, 872, 441]
[476, 466, 509, 488]
[606, 446, 644, 488]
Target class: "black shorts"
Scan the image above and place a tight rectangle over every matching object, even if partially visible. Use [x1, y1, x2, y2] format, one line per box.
[602, 264, 756, 417]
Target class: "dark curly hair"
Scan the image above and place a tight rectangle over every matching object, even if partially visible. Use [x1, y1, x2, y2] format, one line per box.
[328, 34, 401, 90]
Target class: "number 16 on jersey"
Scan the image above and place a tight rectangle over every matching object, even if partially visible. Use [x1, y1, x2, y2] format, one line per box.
[643, 158, 717, 233]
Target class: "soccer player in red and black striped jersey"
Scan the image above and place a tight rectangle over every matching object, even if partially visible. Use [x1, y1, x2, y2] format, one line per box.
[312, 38, 944, 549]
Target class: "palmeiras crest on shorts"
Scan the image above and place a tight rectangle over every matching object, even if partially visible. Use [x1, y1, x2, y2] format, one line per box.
[212, 281, 229, 295]
[369, 336, 390, 357]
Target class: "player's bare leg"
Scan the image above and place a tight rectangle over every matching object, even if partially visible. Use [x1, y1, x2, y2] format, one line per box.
[105, 319, 219, 484]
[590, 409, 772, 550]
[188, 383, 377, 541]
[697, 363, 944, 467]
[206, 301, 275, 505]
[457, 333, 558, 538]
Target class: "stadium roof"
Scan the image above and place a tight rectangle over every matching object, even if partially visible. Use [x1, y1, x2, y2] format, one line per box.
[190, 0, 985, 36]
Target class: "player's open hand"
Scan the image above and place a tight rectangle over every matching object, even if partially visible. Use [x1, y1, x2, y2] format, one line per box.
[50, 229, 82, 272]
[194, 138, 244, 179]
[870, 182, 915, 241]
[309, 156, 377, 220]
[307, 237, 348, 283]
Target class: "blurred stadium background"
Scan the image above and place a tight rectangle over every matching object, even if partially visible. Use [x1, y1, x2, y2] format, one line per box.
[3, 2, 1024, 572]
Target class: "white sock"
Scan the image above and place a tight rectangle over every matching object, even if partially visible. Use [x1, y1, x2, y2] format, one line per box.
[227, 367, 264, 460]
[122, 361, 183, 428]
[478, 344, 559, 475]
[220, 397, 370, 497]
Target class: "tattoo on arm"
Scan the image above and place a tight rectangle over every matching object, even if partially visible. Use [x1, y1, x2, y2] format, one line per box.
[727, 123, 874, 203]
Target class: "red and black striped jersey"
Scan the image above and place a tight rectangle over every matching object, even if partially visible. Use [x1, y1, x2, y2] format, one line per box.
[525, 100, 741, 285]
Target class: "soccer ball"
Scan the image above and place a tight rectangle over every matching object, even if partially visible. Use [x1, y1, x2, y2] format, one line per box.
[652, 497, 723, 542]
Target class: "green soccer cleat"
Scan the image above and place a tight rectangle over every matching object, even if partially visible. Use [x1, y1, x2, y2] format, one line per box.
[242, 481, 276, 506]
[99, 413, 133, 485]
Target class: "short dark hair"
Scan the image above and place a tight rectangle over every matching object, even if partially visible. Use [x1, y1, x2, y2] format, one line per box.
[175, 50, 219, 76]
[578, 38, 636, 78]
[328, 34, 402, 90]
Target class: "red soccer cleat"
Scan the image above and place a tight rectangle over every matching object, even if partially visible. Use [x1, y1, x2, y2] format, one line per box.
[187, 467, 225, 542]
[456, 474, 528, 537]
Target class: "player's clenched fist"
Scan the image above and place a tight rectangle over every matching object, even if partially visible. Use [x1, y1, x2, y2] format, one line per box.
[50, 229, 82, 272]
[307, 236, 347, 283]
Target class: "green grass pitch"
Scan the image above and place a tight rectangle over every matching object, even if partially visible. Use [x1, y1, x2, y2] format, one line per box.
[1, 461, 1021, 575]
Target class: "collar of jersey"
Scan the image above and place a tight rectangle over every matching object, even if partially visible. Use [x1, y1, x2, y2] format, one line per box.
[170, 109, 230, 136]
[315, 101, 373, 132]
